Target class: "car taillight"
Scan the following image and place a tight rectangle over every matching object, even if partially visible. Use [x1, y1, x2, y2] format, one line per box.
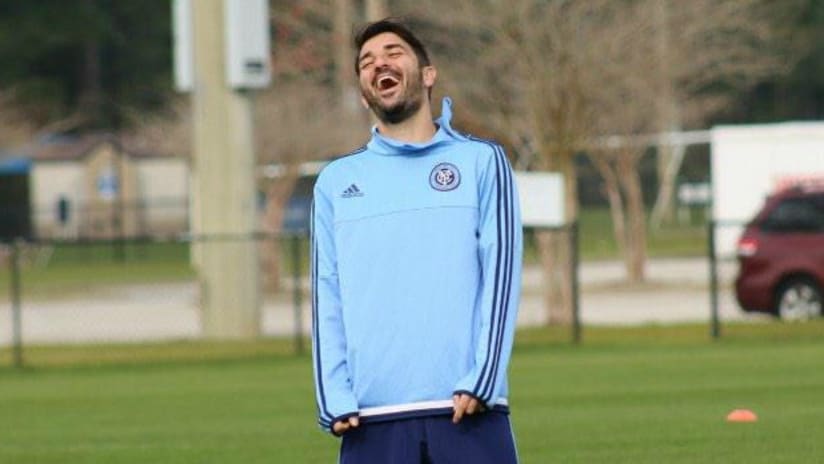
[737, 236, 758, 257]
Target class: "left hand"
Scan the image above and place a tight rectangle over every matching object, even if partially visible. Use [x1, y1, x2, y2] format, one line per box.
[452, 393, 486, 424]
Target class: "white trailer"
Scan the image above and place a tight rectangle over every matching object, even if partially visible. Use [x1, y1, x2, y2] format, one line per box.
[711, 122, 824, 257]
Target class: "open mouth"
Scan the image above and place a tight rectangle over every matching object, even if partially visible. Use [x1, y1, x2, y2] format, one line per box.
[376, 74, 400, 92]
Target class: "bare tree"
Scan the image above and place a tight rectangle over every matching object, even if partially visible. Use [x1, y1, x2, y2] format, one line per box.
[589, 0, 802, 281]
[398, 0, 803, 321]
[403, 0, 630, 322]
[646, 0, 802, 228]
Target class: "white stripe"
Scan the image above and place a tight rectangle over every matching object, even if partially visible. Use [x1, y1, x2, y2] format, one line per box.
[359, 398, 509, 417]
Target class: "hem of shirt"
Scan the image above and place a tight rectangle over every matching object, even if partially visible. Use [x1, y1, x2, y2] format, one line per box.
[359, 403, 509, 424]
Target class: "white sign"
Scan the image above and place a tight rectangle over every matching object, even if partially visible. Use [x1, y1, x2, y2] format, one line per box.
[514, 171, 565, 228]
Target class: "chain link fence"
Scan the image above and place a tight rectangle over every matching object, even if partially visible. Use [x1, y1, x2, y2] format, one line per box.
[0, 231, 313, 367]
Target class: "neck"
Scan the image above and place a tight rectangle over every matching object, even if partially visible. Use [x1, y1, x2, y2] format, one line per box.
[375, 100, 436, 143]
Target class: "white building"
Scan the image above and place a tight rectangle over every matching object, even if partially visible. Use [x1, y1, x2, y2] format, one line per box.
[22, 134, 189, 239]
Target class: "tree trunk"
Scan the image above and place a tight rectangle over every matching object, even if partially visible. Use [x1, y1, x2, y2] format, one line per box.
[651, 141, 685, 228]
[591, 154, 627, 259]
[260, 166, 300, 292]
[618, 152, 646, 282]
[534, 230, 567, 324]
[534, 147, 577, 326]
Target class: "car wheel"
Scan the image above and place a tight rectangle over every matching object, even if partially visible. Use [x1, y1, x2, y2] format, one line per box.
[775, 277, 823, 321]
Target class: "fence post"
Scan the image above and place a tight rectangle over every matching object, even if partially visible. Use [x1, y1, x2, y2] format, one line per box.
[708, 220, 721, 339]
[571, 222, 581, 344]
[10, 239, 24, 368]
[290, 233, 304, 355]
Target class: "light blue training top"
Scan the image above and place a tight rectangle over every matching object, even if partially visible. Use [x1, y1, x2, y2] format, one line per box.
[311, 98, 523, 434]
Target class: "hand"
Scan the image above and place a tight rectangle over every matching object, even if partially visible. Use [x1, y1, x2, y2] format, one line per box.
[452, 393, 486, 424]
[332, 416, 360, 435]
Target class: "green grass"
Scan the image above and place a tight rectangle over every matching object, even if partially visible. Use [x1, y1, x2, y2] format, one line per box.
[0, 242, 195, 300]
[2, 322, 823, 463]
[577, 207, 707, 260]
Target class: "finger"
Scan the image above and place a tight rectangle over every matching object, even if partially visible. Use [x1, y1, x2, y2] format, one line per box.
[466, 398, 479, 415]
[349, 416, 360, 428]
[452, 395, 470, 424]
[333, 422, 350, 434]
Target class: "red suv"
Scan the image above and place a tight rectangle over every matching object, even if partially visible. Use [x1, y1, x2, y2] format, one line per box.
[735, 186, 824, 320]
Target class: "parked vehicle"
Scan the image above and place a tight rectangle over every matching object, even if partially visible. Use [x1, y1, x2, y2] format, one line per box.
[734, 186, 824, 320]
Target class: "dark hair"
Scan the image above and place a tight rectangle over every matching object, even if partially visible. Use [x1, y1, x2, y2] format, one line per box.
[353, 18, 431, 75]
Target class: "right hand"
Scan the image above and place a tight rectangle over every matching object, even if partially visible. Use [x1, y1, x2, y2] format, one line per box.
[333, 416, 360, 435]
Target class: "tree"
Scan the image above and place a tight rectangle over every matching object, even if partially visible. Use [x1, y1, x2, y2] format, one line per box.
[399, 0, 637, 322]
[645, 0, 804, 228]
[399, 0, 804, 324]
[0, 0, 173, 130]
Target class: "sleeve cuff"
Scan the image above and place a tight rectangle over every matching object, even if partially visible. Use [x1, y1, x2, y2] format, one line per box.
[453, 389, 491, 409]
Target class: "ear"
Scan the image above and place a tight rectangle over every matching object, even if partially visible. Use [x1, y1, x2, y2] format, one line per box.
[422, 66, 437, 89]
[360, 94, 370, 110]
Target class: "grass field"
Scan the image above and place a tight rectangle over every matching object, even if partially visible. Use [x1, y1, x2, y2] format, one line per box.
[1, 322, 823, 463]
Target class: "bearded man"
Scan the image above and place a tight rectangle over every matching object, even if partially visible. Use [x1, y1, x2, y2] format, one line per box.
[311, 18, 522, 464]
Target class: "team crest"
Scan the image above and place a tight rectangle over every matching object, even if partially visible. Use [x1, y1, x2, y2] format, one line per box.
[429, 163, 461, 191]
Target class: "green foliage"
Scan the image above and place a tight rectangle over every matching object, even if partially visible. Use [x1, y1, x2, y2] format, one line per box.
[0, 0, 173, 128]
[1, 322, 823, 463]
[717, 0, 824, 122]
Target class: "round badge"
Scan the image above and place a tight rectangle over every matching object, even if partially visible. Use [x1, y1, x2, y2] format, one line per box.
[429, 163, 461, 191]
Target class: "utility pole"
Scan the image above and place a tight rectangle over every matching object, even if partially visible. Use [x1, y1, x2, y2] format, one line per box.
[191, 0, 260, 338]
[365, 0, 388, 20]
[334, 0, 357, 110]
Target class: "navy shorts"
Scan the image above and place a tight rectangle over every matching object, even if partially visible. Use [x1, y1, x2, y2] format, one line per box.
[338, 412, 518, 464]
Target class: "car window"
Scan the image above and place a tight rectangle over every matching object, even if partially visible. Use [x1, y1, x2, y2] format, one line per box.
[761, 196, 824, 233]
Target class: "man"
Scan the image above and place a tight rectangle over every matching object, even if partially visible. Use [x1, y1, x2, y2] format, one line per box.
[312, 18, 522, 463]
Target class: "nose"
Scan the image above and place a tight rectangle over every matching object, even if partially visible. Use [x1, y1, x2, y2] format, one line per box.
[373, 54, 389, 69]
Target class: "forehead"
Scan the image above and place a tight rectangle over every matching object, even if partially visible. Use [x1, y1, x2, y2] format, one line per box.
[359, 32, 412, 58]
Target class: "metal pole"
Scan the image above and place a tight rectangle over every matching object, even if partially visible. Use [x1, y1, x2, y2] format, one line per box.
[10, 240, 23, 368]
[708, 220, 721, 339]
[290, 233, 304, 355]
[571, 222, 581, 344]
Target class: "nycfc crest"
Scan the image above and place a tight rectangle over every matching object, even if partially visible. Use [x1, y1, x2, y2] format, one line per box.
[429, 163, 461, 191]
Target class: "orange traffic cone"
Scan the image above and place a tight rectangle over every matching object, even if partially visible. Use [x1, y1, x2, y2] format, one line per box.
[726, 409, 758, 422]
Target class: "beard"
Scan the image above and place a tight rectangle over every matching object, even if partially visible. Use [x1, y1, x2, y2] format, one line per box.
[361, 68, 425, 125]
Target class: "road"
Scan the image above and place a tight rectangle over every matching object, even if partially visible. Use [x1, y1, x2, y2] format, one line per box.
[0, 258, 768, 347]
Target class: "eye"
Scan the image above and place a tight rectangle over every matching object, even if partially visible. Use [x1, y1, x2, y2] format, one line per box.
[360, 59, 374, 71]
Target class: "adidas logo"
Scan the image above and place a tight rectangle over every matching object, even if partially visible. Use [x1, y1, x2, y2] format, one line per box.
[341, 184, 364, 198]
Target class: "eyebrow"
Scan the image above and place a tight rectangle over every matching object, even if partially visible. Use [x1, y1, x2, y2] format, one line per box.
[358, 43, 406, 64]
